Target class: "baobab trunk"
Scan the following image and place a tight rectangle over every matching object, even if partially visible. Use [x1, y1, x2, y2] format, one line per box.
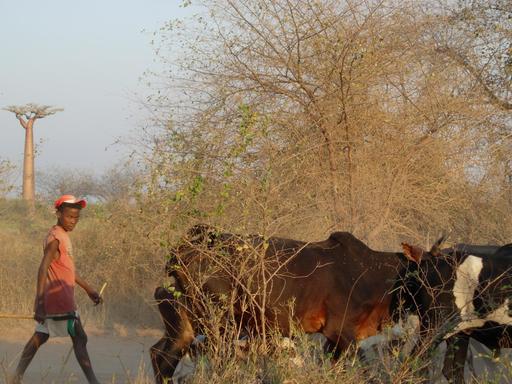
[22, 118, 35, 203]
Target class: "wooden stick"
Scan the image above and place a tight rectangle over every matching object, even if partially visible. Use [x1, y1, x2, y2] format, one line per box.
[99, 282, 108, 298]
[0, 313, 33, 320]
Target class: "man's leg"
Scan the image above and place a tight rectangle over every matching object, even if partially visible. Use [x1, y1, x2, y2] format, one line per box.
[70, 319, 100, 384]
[11, 332, 49, 384]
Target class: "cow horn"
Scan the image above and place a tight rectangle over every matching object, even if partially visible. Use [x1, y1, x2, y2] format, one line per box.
[430, 234, 446, 257]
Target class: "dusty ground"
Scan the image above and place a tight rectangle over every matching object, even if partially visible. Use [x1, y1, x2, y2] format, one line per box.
[2, 324, 512, 384]
[0, 325, 160, 384]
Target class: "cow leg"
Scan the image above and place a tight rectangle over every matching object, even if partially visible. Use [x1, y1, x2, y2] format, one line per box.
[442, 333, 469, 384]
[322, 328, 353, 360]
[407, 319, 448, 383]
[323, 337, 342, 359]
[152, 286, 195, 384]
[317, 298, 356, 360]
[150, 337, 173, 384]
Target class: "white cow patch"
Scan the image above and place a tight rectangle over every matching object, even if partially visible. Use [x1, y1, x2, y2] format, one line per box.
[448, 255, 512, 337]
[453, 255, 483, 321]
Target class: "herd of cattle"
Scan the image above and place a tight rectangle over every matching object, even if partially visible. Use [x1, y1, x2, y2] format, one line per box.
[150, 224, 512, 384]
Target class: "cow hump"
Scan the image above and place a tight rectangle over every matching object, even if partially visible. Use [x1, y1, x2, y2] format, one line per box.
[328, 231, 369, 249]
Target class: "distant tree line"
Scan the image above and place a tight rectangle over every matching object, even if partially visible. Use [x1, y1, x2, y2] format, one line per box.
[37, 165, 139, 203]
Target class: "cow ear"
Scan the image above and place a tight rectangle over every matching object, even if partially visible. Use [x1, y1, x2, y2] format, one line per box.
[402, 243, 424, 263]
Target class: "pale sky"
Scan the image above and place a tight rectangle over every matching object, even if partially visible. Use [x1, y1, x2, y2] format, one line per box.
[0, 0, 192, 178]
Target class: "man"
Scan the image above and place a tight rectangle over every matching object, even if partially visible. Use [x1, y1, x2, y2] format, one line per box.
[11, 195, 102, 384]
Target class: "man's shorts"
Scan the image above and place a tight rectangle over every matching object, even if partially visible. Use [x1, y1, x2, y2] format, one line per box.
[35, 312, 79, 337]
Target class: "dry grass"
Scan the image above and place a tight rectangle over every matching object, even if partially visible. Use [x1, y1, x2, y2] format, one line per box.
[1, 197, 512, 383]
[0, 198, 166, 330]
[135, 328, 512, 384]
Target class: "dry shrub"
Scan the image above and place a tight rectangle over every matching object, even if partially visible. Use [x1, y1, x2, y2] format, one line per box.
[0, 200, 51, 318]
[165, 320, 433, 384]
[141, 0, 512, 249]
[70, 201, 167, 326]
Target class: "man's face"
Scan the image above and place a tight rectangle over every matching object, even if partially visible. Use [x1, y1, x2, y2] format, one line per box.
[57, 207, 81, 232]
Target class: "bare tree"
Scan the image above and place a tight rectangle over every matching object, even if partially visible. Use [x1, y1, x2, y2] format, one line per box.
[37, 168, 98, 202]
[38, 165, 139, 203]
[428, 0, 511, 111]
[3, 103, 63, 207]
[137, 0, 512, 249]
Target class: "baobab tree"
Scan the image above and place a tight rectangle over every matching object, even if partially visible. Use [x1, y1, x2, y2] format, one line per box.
[3, 103, 63, 207]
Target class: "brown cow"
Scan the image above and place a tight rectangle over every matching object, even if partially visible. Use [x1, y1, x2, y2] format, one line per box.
[151, 225, 413, 383]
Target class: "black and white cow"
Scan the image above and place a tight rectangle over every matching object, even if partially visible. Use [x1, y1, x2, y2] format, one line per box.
[391, 241, 512, 384]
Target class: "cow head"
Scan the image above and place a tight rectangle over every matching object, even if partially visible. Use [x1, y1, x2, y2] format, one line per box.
[186, 223, 221, 246]
[164, 224, 221, 278]
[401, 235, 445, 263]
[390, 236, 446, 322]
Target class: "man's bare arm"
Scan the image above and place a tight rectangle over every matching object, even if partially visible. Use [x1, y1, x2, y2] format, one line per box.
[76, 274, 101, 305]
[34, 240, 59, 322]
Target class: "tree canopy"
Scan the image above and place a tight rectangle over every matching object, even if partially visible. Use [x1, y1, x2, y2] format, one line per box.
[4, 103, 64, 120]
[136, 0, 512, 246]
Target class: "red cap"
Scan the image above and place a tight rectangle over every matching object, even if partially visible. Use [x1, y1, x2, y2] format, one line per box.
[54, 194, 87, 209]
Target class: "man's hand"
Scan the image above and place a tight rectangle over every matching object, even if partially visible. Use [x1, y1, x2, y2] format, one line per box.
[87, 290, 103, 306]
[76, 275, 104, 305]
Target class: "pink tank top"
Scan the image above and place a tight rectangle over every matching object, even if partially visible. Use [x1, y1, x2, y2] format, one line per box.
[42, 225, 76, 314]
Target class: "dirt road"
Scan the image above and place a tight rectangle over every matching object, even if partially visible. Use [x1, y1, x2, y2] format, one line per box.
[0, 328, 158, 383]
